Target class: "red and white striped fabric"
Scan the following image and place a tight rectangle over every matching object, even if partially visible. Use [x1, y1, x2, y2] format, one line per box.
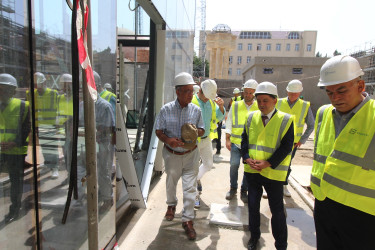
[76, 0, 97, 101]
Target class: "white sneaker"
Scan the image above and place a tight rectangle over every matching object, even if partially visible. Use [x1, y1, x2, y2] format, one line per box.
[283, 186, 291, 197]
[51, 168, 59, 179]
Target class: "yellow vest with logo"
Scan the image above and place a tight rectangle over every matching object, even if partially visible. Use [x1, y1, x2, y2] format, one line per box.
[244, 110, 293, 181]
[0, 98, 29, 155]
[231, 100, 258, 144]
[27, 88, 58, 126]
[311, 100, 375, 215]
[277, 98, 310, 143]
[192, 95, 218, 141]
[100, 90, 116, 103]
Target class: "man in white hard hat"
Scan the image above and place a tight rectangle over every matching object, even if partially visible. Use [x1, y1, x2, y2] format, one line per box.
[242, 82, 294, 250]
[228, 87, 242, 109]
[0, 74, 31, 223]
[276, 79, 315, 197]
[224, 79, 259, 203]
[311, 55, 375, 249]
[192, 79, 225, 208]
[56, 74, 74, 176]
[27, 72, 60, 179]
[94, 72, 116, 113]
[155, 72, 204, 240]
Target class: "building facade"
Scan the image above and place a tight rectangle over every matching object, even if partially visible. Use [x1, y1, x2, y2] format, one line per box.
[200, 28, 317, 80]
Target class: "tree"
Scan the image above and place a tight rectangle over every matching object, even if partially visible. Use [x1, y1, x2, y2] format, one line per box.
[193, 54, 209, 78]
[333, 50, 342, 56]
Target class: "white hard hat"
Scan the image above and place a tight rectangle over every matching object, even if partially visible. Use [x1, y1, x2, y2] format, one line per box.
[255, 82, 278, 98]
[174, 72, 195, 86]
[318, 55, 364, 87]
[59, 73, 72, 83]
[286, 79, 303, 93]
[233, 88, 240, 94]
[0, 73, 18, 88]
[104, 83, 112, 89]
[243, 79, 258, 89]
[34, 72, 46, 85]
[201, 79, 217, 100]
[193, 84, 200, 94]
[93, 71, 101, 87]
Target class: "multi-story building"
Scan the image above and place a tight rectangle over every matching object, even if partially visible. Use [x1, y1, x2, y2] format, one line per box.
[200, 26, 317, 80]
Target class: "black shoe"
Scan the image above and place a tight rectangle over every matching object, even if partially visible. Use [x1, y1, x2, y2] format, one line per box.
[215, 150, 221, 155]
[4, 211, 19, 224]
[247, 237, 259, 250]
[225, 188, 237, 200]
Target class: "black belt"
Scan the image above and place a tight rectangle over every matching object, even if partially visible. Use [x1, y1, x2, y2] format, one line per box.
[164, 145, 197, 155]
[201, 136, 208, 139]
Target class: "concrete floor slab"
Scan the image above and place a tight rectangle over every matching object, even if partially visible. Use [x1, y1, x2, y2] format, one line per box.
[209, 203, 248, 227]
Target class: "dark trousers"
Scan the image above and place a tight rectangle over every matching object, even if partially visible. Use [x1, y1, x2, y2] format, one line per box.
[284, 146, 298, 185]
[314, 198, 375, 250]
[1, 154, 26, 215]
[216, 121, 222, 152]
[245, 172, 287, 250]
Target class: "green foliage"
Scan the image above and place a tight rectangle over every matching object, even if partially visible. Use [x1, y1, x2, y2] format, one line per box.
[193, 55, 209, 77]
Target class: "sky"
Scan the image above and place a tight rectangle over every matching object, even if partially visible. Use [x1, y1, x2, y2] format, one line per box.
[202, 0, 375, 56]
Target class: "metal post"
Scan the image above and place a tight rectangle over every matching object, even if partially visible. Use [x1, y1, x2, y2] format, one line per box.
[82, 0, 99, 249]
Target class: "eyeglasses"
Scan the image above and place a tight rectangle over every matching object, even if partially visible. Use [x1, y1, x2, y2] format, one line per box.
[178, 89, 194, 94]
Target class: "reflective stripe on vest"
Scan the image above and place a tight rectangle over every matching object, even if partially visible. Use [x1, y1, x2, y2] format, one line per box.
[244, 110, 293, 181]
[0, 98, 28, 155]
[192, 95, 218, 141]
[311, 100, 375, 215]
[277, 98, 309, 143]
[230, 100, 258, 144]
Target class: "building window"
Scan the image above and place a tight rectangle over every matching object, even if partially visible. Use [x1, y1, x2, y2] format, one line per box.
[293, 68, 303, 74]
[248, 43, 252, 50]
[247, 56, 251, 63]
[229, 56, 233, 64]
[295, 44, 300, 51]
[266, 44, 271, 51]
[286, 44, 290, 51]
[228, 68, 232, 76]
[257, 44, 262, 51]
[237, 56, 242, 64]
[276, 44, 281, 51]
[288, 32, 300, 39]
[263, 68, 273, 74]
[171, 55, 182, 61]
[238, 43, 243, 50]
[307, 44, 312, 51]
[239, 31, 271, 39]
[172, 42, 182, 49]
[237, 68, 241, 75]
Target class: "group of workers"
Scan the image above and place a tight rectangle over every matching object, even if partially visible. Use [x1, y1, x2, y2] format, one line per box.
[0, 71, 116, 223]
[155, 55, 375, 250]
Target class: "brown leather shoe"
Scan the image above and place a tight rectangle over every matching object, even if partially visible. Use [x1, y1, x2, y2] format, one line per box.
[165, 206, 176, 221]
[182, 221, 196, 240]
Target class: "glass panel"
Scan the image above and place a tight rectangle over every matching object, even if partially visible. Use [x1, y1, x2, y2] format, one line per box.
[0, 1, 34, 248]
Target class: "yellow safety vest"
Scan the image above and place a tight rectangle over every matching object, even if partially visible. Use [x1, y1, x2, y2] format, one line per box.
[0, 98, 29, 155]
[277, 98, 310, 143]
[27, 88, 58, 126]
[57, 95, 73, 126]
[192, 95, 218, 141]
[231, 96, 242, 102]
[311, 100, 375, 215]
[244, 110, 293, 181]
[100, 90, 116, 103]
[231, 100, 258, 144]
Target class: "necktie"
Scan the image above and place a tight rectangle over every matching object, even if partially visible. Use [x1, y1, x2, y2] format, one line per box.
[261, 115, 268, 126]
